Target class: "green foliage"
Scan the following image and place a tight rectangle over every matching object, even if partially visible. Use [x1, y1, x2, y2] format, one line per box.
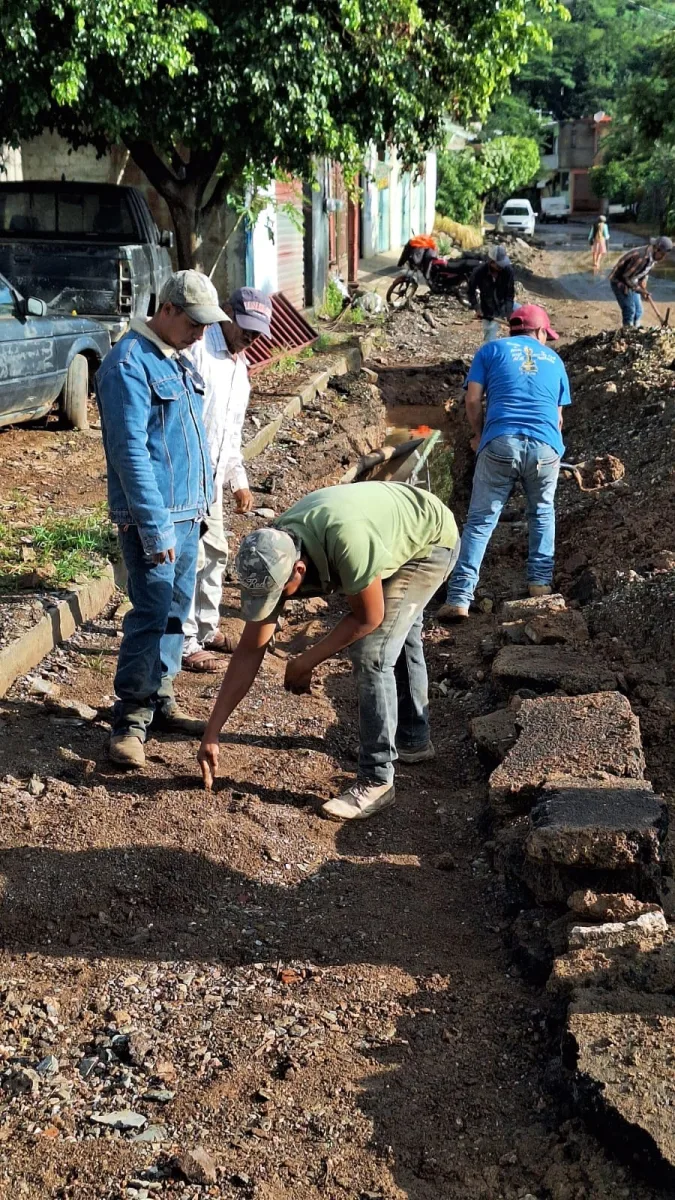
[589, 158, 639, 207]
[436, 151, 485, 224]
[437, 137, 539, 224]
[0, 0, 566, 266]
[482, 94, 549, 144]
[510, 0, 675, 121]
[479, 136, 540, 207]
[321, 280, 347, 320]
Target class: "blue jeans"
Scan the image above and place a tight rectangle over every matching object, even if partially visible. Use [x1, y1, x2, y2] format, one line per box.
[349, 544, 458, 786]
[446, 434, 560, 609]
[483, 319, 501, 342]
[611, 281, 643, 327]
[114, 520, 200, 736]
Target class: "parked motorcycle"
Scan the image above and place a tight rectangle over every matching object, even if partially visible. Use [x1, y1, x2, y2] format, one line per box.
[386, 236, 483, 310]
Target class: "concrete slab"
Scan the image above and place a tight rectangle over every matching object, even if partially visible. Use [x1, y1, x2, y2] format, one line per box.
[469, 708, 519, 762]
[549, 935, 675, 1001]
[491, 644, 617, 694]
[568, 911, 668, 950]
[564, 989, 675, 1187]
[527, 780, 666, 869]
[489, 693, 645, 816]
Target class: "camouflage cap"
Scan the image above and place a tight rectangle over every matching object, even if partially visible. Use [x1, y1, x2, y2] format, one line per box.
[235, 527, 299, 622]
[158, 270, 228, 324]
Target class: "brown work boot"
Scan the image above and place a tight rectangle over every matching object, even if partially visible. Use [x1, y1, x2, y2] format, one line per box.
[151, 702, 206, 737]
[109, 732, 145, 769]
[437, 603, 469, 624]
[528, 584, 552, 598]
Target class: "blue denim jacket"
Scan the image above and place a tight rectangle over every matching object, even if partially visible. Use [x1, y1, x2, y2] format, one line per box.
[95, 329, 212, 555]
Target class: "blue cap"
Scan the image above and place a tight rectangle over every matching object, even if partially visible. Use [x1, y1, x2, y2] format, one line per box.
[231, 287, 273, 339]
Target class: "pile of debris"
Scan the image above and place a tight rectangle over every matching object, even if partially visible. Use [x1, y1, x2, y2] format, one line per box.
[553, 327, 675, 618]
[473, 591, 675, 1189]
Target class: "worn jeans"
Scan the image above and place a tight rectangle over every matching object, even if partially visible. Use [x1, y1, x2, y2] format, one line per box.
[114, 519, 200, 736]
[183, 501, 229, 656]
[611, 281, 643, 327]
[446, 434, 560, 610]
[349, 544, 458, 786]
[482, 319, 501, 342]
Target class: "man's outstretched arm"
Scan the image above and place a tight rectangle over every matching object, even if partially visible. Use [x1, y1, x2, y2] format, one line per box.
[198, 617, 277, 788]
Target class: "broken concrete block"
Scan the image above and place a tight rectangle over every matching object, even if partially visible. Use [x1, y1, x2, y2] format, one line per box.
[568, 911, 668, 950]
[469, 708, 519, 762]
[549, 935, 675, 1001]
[489, 693, 645, 816]
[564, 989, 675, 1188]
[568, 890, 662, 922]
[523, 609, 589, 645]
[491, 645, 617, 694]
[501, 594, 567, 619]
[526, 779, 666, 869]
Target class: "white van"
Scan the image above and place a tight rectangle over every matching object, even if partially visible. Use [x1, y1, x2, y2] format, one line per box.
[540, 196, 571, 223]
[496, 199, 536, 238]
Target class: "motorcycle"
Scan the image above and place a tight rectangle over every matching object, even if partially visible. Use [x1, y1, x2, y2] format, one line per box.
[386, 236, 483, 310]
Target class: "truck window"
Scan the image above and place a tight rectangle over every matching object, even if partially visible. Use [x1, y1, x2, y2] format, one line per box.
[0, 188, 136, 239]
[0, 282, 14, 314]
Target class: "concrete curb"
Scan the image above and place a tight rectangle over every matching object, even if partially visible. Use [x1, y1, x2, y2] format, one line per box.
[0, 337, 375, 699]
[0, 560, 125, 699]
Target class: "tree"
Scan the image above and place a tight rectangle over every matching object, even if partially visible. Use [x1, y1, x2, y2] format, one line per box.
[510, 0, 675, 122]
[0, 0, 565, 268]
[436, 136, 540, 225]
[482, 94, 548, 144]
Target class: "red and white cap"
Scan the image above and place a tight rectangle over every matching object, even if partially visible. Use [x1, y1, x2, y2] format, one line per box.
[509, 304, 559, 341]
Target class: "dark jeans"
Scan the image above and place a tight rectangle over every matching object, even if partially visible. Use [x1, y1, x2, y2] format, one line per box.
[348, 544, 458, 786]
[113, 520, 200, 737]
[611, 281, 643, 327]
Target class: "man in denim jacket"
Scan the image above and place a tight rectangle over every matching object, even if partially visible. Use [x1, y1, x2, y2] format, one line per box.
[96, 270, 227, 768]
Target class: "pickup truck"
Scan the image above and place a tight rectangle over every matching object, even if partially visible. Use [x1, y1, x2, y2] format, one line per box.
[0, 181, 173, 341]
[539, 196, 571, 223]
[0, 269, 110, 430]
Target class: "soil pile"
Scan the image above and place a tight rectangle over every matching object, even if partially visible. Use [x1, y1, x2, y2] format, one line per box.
[553, 327, 675, 607]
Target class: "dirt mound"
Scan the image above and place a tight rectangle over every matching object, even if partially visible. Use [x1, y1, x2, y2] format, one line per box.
[554, 327, 675, 604]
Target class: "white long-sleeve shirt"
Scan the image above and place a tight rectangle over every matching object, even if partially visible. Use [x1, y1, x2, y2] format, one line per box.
[187, 322, 250, 505]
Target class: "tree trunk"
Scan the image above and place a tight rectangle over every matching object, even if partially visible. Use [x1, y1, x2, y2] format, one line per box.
[165, 197, 204, 270]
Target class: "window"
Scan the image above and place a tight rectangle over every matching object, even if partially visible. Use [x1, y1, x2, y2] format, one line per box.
[0, 187, 135, 239]
[503, 205, 530, 216]
[0, 281, 15, 315]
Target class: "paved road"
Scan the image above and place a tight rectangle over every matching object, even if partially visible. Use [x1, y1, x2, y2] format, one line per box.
[521, 218, 675, 307]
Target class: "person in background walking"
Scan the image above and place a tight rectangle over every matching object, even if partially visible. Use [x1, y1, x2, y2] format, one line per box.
[609, 236, 673, 327]
[468, 245, 515, 342]
[182, 288, 273, 672]
[437, 304, 571, 623]
[589, 214, 610, 272]
[197, 482, 459, 821]
[96, 270, 227, 769]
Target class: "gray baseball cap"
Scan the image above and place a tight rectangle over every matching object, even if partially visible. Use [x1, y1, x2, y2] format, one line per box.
[158, 270, 228, 324]
[488, 244, 511, 267]
[654, 236, 674, 254]
[235, 527, 299, 622]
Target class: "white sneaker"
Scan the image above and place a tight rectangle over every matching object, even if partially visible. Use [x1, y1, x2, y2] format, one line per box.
[320, 781, 395, 822]
[397, 740, 436, 764]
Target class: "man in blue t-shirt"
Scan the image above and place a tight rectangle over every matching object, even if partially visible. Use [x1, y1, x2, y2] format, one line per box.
[438, 304, 572, 622]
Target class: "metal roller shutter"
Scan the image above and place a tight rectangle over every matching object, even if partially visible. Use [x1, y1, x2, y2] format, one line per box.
[275, 179, 305, 309]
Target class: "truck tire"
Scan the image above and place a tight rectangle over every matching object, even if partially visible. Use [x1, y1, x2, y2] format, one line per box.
[59, 354, 89, 431]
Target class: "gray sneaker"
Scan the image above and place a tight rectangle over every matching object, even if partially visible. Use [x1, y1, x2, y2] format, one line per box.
[320, 781, 395, 822]
[398, 740, 436, 764]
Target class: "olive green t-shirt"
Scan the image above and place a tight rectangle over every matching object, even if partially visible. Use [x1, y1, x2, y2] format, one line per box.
[275, 481, 458, 596]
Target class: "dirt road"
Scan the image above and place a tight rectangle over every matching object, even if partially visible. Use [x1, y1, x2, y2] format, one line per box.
[0, 254, 668, 1199]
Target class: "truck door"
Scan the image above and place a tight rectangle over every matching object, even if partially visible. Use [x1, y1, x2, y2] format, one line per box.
[0, 280, 62, 426]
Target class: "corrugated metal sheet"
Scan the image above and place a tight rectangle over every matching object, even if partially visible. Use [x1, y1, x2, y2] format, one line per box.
[275, 179, 304, 309]
[247, 291, 317, 375]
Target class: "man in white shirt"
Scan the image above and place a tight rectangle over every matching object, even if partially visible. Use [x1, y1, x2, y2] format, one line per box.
[182, 287, 273, 671]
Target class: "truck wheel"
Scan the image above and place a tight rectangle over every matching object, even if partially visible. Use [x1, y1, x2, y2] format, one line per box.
[59, 354, 89, 431]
